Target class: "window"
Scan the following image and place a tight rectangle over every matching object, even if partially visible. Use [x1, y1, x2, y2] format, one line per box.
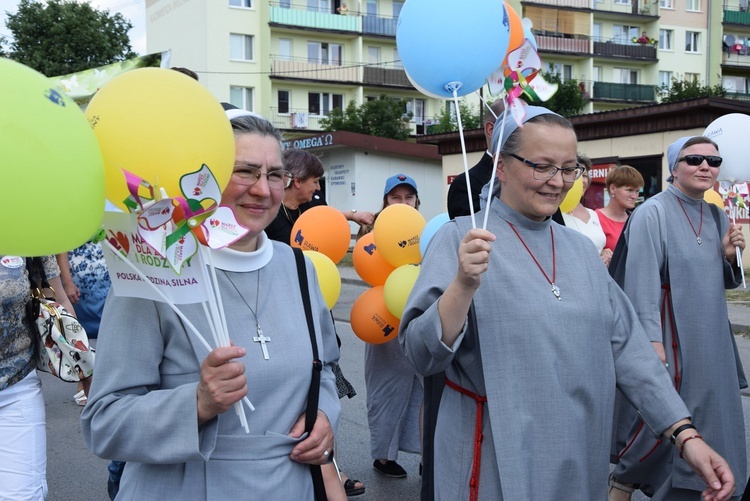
[684, 73, 699, 83]
[229, 0, 251, 7]
[614, 0, 630, 4]
[307, 42, 343, 65]
[659, 0, 673, 7]
[368, 46, 380, 65]
[593, 65, 601, 82]
[613, 25, 638, 44]
[614, 68, 638, 84]
[366, 0, 377, 15]
[550, 63, 572, 82]
[308, 92, 343, 115]
[279, 38, 292, 60]
[685, 31, 700, 53]
[307, 0, 330, 13]
[393, 1, 403, 18]
[659, 29, 673, 50]
[686, 0, 699, 11]
[230, 86, 254, 111]
[659, 71, 672, 89]
[279, 0, 290, 6]
[593, 23, 601, 42]
[404, 98, 425, 124]
[278, 90, 290, 114]
[230, 34, 254, 61]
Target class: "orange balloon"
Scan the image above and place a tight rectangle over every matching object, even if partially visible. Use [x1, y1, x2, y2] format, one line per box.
[704, 189, 725, 208]
[501, 2, 525, 75]
[373, 204, 426, 267]
[350, 286, 400, 345]
[353, 232, 396, 286]
[291, 205, 350, 264]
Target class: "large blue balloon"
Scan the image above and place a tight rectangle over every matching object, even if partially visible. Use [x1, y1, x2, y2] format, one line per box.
[420, 212, 451, 257]
[397, 0, 509, 98]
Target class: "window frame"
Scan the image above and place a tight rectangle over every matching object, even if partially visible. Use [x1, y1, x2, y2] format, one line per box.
[686, 0, 700, 12]
[229, 0, 252, 8]
[659, 0, 673, 8]
[230, 86, 254, 111]
[685, 31, 700, 53]
[308, 92, 344, 116]
[278, 90, 290, 115]
[659, 29, 673, 51]
[230, 33, 254, 61]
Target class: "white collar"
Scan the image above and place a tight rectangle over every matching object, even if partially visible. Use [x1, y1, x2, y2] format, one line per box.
[208, 232, 274, 272]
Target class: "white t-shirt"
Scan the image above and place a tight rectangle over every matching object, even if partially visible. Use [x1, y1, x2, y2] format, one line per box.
[562, 208, 606, 254]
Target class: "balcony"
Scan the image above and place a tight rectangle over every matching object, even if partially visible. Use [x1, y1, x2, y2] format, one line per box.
[270, 56, 361, 83]
[593, 38, 657, 60]
[362, 14, 397, 37]
[522, 0, 592, 8]
[725, 91, 750, 102]
[535, 34, 591, 54]
[593, 0, 657, 16]
[267, 107, 328, 131]
[362, 65, 413, 87]
[722, 50, 750, 68]
[269, 2, 361, 32]
[592, 81, 656, 101]
[724, 7, 750, 25]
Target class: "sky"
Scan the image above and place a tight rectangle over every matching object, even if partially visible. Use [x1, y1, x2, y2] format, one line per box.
[0, 0, 147, 55]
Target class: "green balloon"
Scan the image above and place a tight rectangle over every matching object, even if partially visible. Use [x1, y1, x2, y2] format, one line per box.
[0, 58, 104, 256]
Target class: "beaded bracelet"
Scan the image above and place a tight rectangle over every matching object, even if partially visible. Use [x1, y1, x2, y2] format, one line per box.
[679, 434, 703, 459]
[669, 423, 697, 445]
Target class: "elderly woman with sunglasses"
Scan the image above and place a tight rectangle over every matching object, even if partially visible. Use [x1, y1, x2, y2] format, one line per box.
[82, 111, 341, 500]
[400, 110, 736, 501]
[609, 136, 747, 500]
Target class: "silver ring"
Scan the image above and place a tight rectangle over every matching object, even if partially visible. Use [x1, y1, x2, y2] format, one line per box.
[323, 450, 329, 457]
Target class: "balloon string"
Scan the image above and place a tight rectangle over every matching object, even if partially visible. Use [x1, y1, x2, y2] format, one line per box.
[452, 86, 476, 229]
[482, 97, 507, 231]
[730, 185, 746, 288]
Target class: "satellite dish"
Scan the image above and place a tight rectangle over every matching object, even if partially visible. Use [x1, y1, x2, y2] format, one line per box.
[725, 34, 736, 47]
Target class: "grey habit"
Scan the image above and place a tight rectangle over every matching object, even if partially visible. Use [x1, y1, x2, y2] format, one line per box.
[81, 236, 340, 500]
[400, 199, 691, 500]
[612, 184, 747, 498]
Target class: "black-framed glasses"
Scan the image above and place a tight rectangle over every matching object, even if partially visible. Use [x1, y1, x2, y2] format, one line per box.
[232, 165, 293, 188]
[677, 154, 722, 168]
[507, 153, 584, 183]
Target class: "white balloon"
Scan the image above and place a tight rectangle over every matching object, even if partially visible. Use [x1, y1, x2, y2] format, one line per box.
[704, 113, 750, 183]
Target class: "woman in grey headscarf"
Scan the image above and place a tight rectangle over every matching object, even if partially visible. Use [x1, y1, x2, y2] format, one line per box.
[609, 136, 747, 500]
[400, 110, 736, 500]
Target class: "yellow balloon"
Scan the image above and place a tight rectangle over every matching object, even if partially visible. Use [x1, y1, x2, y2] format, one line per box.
[373, 204, 426, 267]
[86, 68, 234, 210]
[559, 177, 583, 213]
[0, 59, 104, 256]
[303, 250, 341, 309]
[704, 189, 724, 208]
[384, 264, 421, 319]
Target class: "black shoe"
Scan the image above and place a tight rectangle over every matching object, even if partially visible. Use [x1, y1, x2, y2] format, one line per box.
[373, 460, 407, 478]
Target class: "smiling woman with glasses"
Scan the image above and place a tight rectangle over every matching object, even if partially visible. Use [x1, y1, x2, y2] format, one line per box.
[232, 164, 293, 188]
[400, 107, 736, 501]
[609, 135, 747, 501]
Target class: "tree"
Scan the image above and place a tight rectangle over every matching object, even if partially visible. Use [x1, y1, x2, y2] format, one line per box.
[426, 99, 481, 134]
[534, 71, 587, 117]
[4, 0, 136, 76]
[320, 95, 412, 140]
[659, 76, 726, 103]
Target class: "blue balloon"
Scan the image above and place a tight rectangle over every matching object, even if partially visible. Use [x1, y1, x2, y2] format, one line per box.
[397, 0, 509, 99]
[420, 212, 451, 257]
[522, 18, 538, 50]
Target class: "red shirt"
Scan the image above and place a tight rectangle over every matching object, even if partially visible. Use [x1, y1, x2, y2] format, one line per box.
[595, 209, 626, 251]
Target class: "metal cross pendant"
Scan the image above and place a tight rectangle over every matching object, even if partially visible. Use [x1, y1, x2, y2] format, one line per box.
[253, 325, 271, 360]
[551, 283, 561, 301]
[697, 237, 702, 245]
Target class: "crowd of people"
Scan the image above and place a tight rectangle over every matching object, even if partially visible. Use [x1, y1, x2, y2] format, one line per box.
[1, 100, 748, 501]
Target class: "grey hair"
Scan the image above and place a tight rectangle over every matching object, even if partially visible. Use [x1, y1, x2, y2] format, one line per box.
[500, 113, 575, 158]
[283, 149, 324, 181]
[230, 114, 284, 147]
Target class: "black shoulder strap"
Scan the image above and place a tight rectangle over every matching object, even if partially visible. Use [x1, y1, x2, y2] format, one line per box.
[709, 203, 722, 237]
[292, 247, 327, 501]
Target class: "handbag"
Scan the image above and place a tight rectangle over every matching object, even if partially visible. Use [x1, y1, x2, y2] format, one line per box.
[26, 257, 95, 382]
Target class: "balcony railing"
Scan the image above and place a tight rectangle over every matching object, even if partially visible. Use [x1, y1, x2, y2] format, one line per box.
[592, 81, 656, 101]
[362, 14, 397, 37]
[362, 65, 412, 87]
[593, 39, 657, 59]
[267, 107, 328, 131]
[269, 2, 361, 32]
[592, 0, 656, 15]
[724, 7, 750, 25]
[521, 0, 592, 8]
[722, 51, 750, 67]
[535, 34, 591, 54]
[270, 56, 361, 83]
[725, 91, 750, 102]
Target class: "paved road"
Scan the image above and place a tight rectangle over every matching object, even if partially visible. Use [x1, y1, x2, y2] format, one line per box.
[41, 274, 750, 500]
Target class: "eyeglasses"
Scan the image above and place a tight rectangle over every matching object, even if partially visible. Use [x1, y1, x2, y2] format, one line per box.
[507, 153, 584, 183]
[677, 154, 722, 168]
[232, 165, 293, 188]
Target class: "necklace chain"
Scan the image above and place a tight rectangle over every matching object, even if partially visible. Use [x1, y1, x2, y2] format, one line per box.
[508, 223, 560, 300]
[281, 204, 301, 225]
[223, 270, 271, 360]
[677, 198, 703, 245]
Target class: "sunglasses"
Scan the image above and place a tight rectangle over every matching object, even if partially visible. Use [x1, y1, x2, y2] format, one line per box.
[677, 154, 722, 168]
